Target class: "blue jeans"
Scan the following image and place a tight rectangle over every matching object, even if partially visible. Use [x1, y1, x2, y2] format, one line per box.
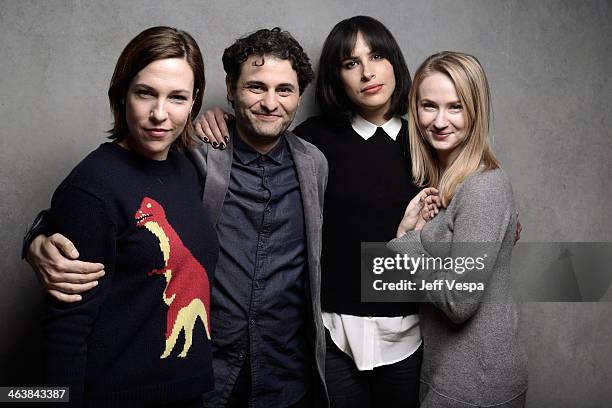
[325, 330, 422, 408]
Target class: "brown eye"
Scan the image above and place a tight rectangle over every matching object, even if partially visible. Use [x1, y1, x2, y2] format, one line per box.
[170, 95, 188, 103]
[278, 87, 293, 96]
[136, 90, 153, 98]
[247, 85, 265, 93]
[343, 60, 358, 69]
[421, 102, 436, 110]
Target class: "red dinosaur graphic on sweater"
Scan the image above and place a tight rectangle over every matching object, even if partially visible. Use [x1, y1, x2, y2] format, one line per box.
[135, 197, 211, 359]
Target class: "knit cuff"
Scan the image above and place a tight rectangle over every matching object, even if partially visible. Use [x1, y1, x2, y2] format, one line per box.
[386, 229, 427, 257]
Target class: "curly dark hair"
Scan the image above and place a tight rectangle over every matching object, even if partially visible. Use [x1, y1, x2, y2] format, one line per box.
[222, 27, 314, 95]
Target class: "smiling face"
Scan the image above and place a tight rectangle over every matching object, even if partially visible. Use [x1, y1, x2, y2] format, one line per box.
[417, 72, 467, 167]
[123, 58, 194, 161]
[228, 54, 300, 153]
[339, 31, 396, 125]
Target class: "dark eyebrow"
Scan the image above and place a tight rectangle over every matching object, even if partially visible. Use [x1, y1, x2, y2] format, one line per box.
[245, 81, 266, 87]
[132, 83, 154, 90]
[132, 83, 191, 94]
[340, 50, 383, 64]
[244, 81, 296, 90]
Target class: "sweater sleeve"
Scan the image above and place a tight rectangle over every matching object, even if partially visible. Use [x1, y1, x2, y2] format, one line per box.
[387, 170, 514, 324]
[21, 209, 51, 260]
[44, 184, 116, 407]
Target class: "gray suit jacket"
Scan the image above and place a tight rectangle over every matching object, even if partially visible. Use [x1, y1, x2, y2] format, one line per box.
[187, 130, 329, 406]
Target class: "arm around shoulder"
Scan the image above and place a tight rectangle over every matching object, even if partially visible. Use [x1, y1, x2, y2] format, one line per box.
[24, 205, 105, 302]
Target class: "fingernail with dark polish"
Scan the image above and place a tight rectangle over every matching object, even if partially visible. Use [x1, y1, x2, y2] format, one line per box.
[203, 137, 209, 143]
[212, 142, 218, 148]
[224, 136, 230, 143]
[220, 143, 226, 150]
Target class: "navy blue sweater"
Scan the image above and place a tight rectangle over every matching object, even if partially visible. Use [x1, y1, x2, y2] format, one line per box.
[44, 143, 217, 407]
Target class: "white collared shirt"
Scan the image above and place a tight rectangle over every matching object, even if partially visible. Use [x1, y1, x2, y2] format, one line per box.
[322, 114, 422, 371]
[351, 114, 403, 141]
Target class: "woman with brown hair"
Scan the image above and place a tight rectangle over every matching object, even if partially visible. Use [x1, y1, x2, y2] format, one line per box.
[42, 26, 217, 407]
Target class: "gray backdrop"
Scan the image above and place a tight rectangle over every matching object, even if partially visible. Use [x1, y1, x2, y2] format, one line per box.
[1, 0, 611, 406]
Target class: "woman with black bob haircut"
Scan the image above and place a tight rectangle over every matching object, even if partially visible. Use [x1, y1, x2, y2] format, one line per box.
[196, 16, 426, 407]
[315, 15, 411, 122]
[298, 16, 422, 408]
[42, 26, 218, 407]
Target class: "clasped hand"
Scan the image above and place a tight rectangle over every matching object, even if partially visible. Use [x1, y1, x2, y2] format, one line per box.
[396, 187, 442, 238]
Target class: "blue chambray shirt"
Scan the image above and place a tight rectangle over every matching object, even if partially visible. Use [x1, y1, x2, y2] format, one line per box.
[208, 131, 311, 407]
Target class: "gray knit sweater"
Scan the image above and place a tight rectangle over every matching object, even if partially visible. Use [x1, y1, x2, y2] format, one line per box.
[387, 168, 527, 407]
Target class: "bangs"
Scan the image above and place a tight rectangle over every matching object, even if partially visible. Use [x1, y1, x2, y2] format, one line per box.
[336, 24, 394, 61]
[337, 28, 358, 60]
[316, 15, 410, 120]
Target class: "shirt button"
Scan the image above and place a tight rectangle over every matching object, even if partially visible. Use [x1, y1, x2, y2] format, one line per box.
[238, 351, 245, 359]
[250, 319, 255, 325]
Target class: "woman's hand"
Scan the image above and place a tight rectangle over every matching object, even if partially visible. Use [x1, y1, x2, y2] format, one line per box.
[194, 106, 233, 149]
[396, 187, 441, 237]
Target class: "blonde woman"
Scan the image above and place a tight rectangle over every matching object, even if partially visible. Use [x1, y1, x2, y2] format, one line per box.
[388, 51, 527, 407]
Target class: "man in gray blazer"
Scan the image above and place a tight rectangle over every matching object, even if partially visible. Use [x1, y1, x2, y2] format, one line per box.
[25, 28, 328, 408]
[191, 28, 328, 408]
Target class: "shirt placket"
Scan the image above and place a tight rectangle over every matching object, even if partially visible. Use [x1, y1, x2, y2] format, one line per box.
[249, 158, 273, 399]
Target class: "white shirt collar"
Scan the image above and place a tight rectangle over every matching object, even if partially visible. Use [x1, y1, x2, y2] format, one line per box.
[351, 114, 402, 141]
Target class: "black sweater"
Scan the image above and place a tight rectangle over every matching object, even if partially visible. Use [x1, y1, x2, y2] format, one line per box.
[294, 116, 419, 316]
[45, 143, 218, 407]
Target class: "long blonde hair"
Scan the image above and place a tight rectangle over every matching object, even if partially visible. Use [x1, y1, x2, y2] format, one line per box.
[408, 51, 500, 207]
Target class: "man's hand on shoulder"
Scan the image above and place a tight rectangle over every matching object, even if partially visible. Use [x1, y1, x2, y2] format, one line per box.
[27, 234, 105, 303]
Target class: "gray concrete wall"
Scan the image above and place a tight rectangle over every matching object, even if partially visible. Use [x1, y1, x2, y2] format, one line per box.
[1, 0, 611, 406]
